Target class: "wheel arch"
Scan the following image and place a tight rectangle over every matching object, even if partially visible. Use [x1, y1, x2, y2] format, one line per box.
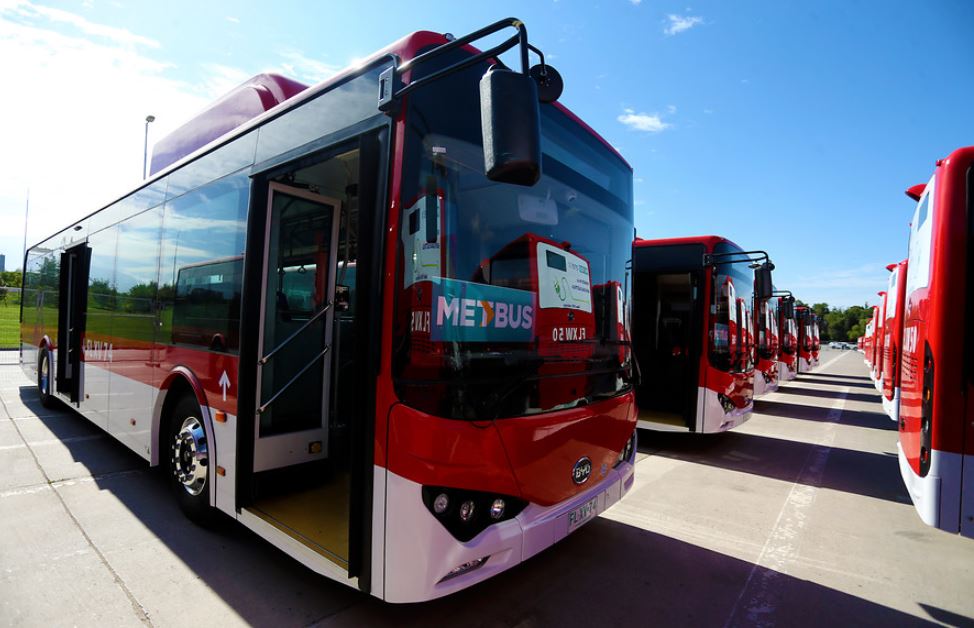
[151, 367, 218, 507]
[36, 339, 54, 396]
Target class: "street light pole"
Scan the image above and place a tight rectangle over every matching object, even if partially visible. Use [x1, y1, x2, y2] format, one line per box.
[143, 115, 155, 179]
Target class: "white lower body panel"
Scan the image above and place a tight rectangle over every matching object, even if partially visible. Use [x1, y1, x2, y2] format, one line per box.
[778, 360, 796, 382]
[881, 387, 900, 423]
[698, 386, 752, 433]
[753, 369, 779, 397]
[897, 443, 964, 536]
[381, 460, 636, 603]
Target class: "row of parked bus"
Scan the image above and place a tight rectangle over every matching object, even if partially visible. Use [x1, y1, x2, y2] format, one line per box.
[631, 236, 818, 435]
[857, 145, 974, 540]
[16, 19, 825, 602]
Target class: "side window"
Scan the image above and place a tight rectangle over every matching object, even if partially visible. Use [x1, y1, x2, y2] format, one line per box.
[160, 171, 249, 353]
[906, 174, 936, 297]
[87, 226, 119, 349]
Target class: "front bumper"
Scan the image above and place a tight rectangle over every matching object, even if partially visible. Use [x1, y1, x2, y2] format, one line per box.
[381, 456, 637, 602]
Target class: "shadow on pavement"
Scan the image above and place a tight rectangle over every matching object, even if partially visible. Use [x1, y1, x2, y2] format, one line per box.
[638, 430, 911, 505]
[916, 603, 974, 628]
[797, 371, 873, 382]
[342, 517, 936, 627]
[754, 399, 897, 431]
[794, 375, 878, 390]
[776, 386, 882, 404]
[6, 383, 933, 626]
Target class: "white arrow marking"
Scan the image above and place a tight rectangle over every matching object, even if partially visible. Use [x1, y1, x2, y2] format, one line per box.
[219, 371, 231, 402]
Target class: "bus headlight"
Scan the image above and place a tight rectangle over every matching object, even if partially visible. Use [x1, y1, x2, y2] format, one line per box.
[458, 500, 476, 522]
[422, 486, 527, 542]
[615, 430, 636, 467]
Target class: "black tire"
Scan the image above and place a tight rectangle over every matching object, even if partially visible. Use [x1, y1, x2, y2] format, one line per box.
[166, 395, 218, 526]
[37, 351, 55, 408]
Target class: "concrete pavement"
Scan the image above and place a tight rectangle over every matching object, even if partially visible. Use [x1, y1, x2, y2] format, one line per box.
[1, 349, 972, 627]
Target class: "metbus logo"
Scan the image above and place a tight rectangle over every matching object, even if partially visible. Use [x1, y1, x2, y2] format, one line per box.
[431, 278, 535, 342]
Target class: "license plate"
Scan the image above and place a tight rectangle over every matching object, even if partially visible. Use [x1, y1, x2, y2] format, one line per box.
[567, 496, 599, 533]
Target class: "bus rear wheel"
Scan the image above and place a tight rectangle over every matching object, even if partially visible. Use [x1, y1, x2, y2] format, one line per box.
[167, 395, 217, 525]
[37, 351, 55, 408]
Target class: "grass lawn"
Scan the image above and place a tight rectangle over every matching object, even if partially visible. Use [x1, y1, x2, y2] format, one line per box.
[0, 299, 20, 349]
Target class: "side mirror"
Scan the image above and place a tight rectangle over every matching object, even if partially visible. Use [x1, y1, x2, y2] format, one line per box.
[754, 263, 773, 300]
[480, 66, 541, 186]
[782, 298, 794, 319]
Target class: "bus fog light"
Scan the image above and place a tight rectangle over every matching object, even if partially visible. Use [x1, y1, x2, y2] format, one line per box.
[489, 499, 505, 520]
[459, 500, 476, 522]
[433, 493, 450, 514]
[438, 556, 489, 583]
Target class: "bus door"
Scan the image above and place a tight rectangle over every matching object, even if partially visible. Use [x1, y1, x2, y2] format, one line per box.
[254, 183, 341, 472]
[56, 243, 90, 403]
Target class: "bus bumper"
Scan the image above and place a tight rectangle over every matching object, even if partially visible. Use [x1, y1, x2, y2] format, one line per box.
[381, 456, 636, 603]
[881, 387, 900, 422]
[698, 386, 752, 433]
[897, 442, 963, 535]
[753, 370, 779, 398]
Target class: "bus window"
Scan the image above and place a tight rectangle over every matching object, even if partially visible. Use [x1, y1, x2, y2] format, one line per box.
[161, 173, 248, 353]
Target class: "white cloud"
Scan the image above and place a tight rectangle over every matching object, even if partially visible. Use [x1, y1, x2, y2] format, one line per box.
[9, 0, 159, 47]
[225, 16, 239, 24]
[0, 4, 230, 261]
[629, 0, 642, 5]
[666, 104, 677, 114]
[617, 108, 671, 133]
[277, 49, 340, 84]
[664, 14, 704, 36]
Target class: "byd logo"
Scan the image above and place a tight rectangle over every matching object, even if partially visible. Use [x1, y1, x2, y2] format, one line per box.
[572, 457, 592, 485]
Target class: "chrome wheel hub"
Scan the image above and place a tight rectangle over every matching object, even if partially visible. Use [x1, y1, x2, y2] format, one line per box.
[39, 356, 49, 392]
[172, 416, 207, 496]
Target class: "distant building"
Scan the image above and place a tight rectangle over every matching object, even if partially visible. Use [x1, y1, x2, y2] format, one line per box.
[0, 254, 5, 272]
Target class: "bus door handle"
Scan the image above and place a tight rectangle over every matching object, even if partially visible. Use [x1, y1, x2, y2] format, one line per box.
[257, 345, 331, 415]
[258, 302, 332, 366]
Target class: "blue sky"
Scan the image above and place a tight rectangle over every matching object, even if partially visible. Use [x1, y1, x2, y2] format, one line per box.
[0, 0, 971, 307]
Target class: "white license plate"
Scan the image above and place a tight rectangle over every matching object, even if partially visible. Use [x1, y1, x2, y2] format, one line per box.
[567, 496, 599, 533]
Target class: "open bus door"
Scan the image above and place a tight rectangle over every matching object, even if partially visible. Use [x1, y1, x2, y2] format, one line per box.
[55, 243, 90, 403]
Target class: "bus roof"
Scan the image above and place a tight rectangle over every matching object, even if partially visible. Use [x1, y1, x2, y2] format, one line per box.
[146, 30, 631, 176]
[29, 26, 629, 254]
[150, 73, 309, 175]
[633, 235, 742, 253]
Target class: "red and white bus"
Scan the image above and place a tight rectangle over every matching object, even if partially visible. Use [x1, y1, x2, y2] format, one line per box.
[882, 259, 908, 422]
[776, 293, 798, 381]
[754, 288, 780, 396]
[871, 291, 888, 390]
[863, 305, 878, 368]
[796, 306, 814, 373]
[631, 236, 772, 433]
[810, 313, 821, 367]
[20, 21, 639, 601]
[898, 146, 974, 538]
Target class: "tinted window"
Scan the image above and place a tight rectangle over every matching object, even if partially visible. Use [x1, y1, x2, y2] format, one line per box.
[160, 171, 249, 353]
[254, 66, 386, 164]
[86, 226, 118, 342]
[115, 208, 163, 344]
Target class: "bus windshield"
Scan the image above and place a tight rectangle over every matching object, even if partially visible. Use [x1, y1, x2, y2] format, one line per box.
[394, 56, 634, 420]
[710, 257, 755, 373]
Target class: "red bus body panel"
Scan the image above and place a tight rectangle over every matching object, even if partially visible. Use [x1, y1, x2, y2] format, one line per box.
[898, 146, 974, 537]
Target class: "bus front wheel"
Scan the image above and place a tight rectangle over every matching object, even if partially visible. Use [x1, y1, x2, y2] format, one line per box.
[167, 395, 217, 525]
[37, 351, 55, 408]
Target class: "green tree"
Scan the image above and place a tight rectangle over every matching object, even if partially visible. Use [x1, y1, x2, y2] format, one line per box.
[812, 303, 830, 340]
